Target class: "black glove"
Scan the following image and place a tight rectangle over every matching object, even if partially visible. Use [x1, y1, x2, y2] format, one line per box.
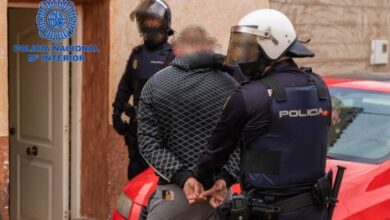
[125, 122, 138, 147]
[124, 103, 136, 119]
[112, 113, 129, 135]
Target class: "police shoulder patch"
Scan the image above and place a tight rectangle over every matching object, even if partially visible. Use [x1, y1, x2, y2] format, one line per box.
[132, 59, 138, 70]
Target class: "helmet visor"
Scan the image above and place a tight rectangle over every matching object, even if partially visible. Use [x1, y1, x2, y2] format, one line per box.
[225, 31, 260, 65]
[130, 0, 168, 21]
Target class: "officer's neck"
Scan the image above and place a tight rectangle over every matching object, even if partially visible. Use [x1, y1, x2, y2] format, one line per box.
[144, 42, 166, 51]
[144, 36, 169, 50]
[261, 56, 291, 77]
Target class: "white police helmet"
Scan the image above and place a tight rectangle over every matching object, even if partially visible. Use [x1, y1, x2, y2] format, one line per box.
[226, 9, 314, 65]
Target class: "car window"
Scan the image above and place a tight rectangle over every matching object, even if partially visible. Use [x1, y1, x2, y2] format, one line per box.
[327, 88, 390, 164]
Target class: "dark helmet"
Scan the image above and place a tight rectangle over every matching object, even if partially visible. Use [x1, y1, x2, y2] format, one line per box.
[130, 0, 174, 36]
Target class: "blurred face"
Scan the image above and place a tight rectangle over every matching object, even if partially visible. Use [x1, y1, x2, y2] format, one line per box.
[174, 42, 212, 57]
[173, 29, 215, 56]
[143, 17, 162, 28]
[136, 16, 167, 48]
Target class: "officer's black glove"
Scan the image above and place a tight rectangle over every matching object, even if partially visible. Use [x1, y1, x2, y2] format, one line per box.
[112, 113, 129, 135]
[124, 103, 136, 119]
[125, 122, 138, 147]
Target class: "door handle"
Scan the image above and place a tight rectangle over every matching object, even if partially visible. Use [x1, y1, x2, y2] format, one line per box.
[26, 146, 38, 156]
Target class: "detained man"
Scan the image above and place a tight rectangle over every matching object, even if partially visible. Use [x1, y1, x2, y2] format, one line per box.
[137, 26, 240, 220]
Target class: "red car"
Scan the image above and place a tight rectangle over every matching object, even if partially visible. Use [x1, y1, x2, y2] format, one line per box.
[325, 76, 390, 220]
[113, 76, 390, 220]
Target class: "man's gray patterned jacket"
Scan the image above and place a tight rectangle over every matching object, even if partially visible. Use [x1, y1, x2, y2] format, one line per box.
[137, 52, 241, 187]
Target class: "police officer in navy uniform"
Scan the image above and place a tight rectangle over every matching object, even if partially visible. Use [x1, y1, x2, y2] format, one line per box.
[186, 9, 333, 220]
[112, 0, 175, 180]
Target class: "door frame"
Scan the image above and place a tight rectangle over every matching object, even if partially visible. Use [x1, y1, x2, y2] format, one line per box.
[7, 3, 84, 219]
[70, 6, 83, 220]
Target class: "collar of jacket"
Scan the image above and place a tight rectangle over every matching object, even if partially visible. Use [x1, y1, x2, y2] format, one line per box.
[171, 52, 225, 71]
[137, 41, 173, 52]
[262, 58, 301, 77]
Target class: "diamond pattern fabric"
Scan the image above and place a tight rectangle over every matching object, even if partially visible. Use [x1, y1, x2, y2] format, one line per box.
[138, 53, 240, 181]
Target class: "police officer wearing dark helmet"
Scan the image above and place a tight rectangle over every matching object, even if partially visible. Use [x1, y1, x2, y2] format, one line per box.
[112, 0, 175, 180]
[187, 9, 333, 219]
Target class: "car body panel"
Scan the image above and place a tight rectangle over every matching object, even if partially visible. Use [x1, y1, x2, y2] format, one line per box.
[128, 203, 144, 220]
[123, 167, 158, 206]
[325, 78, 359, 86]
[325, 78, 390, 219]
[329, 81, 390, 93]
[326, 159, 390, 219]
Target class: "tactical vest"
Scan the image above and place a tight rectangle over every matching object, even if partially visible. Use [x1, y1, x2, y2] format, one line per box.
[131, 45, 173, 106]
[242, 71, 332, 189]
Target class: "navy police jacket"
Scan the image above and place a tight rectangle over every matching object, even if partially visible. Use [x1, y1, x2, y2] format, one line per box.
[195, 59, 332, 190]
[112, 42, 175, 112]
